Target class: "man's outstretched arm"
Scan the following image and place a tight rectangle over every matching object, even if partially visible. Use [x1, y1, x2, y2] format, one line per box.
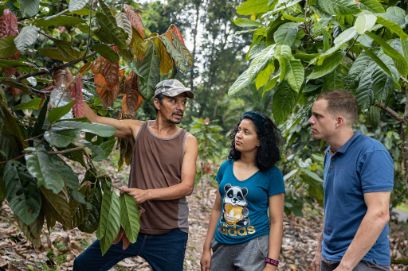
[82, 101, 142, 139]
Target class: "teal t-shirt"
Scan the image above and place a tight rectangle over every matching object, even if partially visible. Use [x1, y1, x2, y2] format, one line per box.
[214, 159, 285, 245]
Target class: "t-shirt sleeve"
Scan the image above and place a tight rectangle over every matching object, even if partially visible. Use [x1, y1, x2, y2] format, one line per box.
[267, 167, 285, 196]
[215, 160, 228, 184]
[359, 150, 394, 193]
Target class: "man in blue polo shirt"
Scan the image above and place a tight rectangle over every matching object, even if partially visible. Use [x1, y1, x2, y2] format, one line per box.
[308, 91, 393, 271]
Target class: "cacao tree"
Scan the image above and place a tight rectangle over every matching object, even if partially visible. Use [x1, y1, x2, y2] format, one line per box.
[230, 0, 408, 211]
[0, 0, 192, 254]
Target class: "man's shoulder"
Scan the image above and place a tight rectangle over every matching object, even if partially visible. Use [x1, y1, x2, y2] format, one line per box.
[356, 133, 388, 152]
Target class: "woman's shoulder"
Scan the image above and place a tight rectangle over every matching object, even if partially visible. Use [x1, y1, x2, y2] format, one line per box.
[262, 165, 283, 179]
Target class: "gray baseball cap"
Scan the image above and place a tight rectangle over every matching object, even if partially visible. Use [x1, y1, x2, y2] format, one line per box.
[154, 79, 194, 98]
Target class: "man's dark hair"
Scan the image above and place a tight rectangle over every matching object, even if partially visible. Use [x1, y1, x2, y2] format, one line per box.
[317, 90, 358, 123]
[228, 112, 282, 171]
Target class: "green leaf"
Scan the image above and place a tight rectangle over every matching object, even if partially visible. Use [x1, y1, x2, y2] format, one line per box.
[16, 213, 44, 248]
[35, 16, 84, 28]
[355, 13, 377, 34]
[0, 59, 28, 68]
[366, 32, 408, 77]
[69, 0, 89, 12]
[275, 44, 292, 81]
[53, 120, 116, 137]
[91, 44, 119, 63]
[25, 148, 66, 194]
[334, 27, 357, 46]
[286, 59, 304, 93]
[376, 15, 408, 39]
[272, 83, 297, 124]
[228, 44, 276, 95]
[382, 7, 406, 27]
[309, 51, 343, 80]
[159, 35, 192, 73]
[255, 62, 275, 90]
[363, 48, 394, 79]
[233, 18, 263, 28]
[120, 193, 140, 243]
[236, 0, 270, 16]
[44, 129, 79, 148]
[317, 0, 359, 15]
[18, 0, 40, 17]
[14, 26, 39, 52]
[41, 187, 73, 228]
[115, 12, 132, 44]
[48, 101, 74, 124]
[81, 137, 116, 161]
[3, 161, 42, 225]
[300, 169, 323, 205]
[359, 0, 385, 13]
[14, 97, 43, 111]
[97, 190, 121, 255]
[0, 36, 17, 58]
[274, 22, 298, 46]
[134, 41, 161, 99]
[95, 10, 127, 50]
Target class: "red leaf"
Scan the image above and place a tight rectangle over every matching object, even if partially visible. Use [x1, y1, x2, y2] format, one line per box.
[124, 4, 145, 39]
[0, 9, 18, 38]
[70, 75, 85, 118]
[121, 71, 143, 115]
[92, 56, 121, 107]
[169, 25, 185, 46]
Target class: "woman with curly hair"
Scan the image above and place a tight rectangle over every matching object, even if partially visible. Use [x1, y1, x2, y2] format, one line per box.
[200, 111, 285, 271]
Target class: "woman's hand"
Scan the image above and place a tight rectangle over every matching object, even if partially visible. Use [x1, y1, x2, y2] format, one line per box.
[200, 248, 212, 271]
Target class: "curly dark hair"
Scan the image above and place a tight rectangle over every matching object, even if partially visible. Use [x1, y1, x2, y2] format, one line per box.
[228, 112, 282, 171]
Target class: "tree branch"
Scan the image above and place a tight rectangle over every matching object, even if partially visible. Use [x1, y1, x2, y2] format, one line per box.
[375, 102, 406, 124]
[16, 52, 97, 81]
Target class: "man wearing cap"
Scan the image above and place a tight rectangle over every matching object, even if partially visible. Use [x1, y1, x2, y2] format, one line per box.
[73, 79, 198, 271]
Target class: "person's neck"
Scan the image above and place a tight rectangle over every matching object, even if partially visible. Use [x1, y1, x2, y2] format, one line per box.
[328, 128, 354, 151]
[150, 118, 178, 136]
[238, 151, 257, 167]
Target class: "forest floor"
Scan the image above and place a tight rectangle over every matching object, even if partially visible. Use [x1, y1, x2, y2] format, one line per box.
[0, 161, 407, 271]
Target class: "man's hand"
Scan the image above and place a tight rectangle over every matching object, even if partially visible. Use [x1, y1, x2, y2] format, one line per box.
[120, 186, 151, 204]
[200, 248, 211, 271]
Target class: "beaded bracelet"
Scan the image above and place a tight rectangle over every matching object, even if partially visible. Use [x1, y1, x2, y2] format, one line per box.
[264, 257, 279, 267]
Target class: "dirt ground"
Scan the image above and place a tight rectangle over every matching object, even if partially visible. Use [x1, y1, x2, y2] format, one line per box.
[0, 166, 407, 271]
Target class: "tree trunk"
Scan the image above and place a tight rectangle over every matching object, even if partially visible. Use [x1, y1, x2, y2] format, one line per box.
[402, 86, 408, 189]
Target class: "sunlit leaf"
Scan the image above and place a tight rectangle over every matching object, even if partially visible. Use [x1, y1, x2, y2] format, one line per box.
[69, 0, 89, 12]
[236, 0, 270, 16]
[18, 0, 40, 17]
[274, 22, 298, 46]
[14, 25, 39, 52]
[355, 13, 377, 34]
[317, 0, 359, 15]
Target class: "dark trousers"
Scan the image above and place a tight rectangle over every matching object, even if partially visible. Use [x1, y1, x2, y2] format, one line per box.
[321, 259, 389, 271]
[73, 229, 188, 271]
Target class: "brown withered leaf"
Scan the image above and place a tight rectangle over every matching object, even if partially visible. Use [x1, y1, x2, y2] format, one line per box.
[91, 55, 121, 107]
[130, 30, 148, 61]
[0, 9, 18, 38]
[70, 75, 85, 118]
[155, 38, 174, 75]
[121, 71, 143, 116]
[124, 4, 144, 39]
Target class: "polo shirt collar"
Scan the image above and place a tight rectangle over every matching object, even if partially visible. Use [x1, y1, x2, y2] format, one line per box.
[332, 131, 361, 154]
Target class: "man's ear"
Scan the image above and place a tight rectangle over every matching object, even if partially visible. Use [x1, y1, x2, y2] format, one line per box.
[153, 98, 160, 111]
[336, 115, 345, 127]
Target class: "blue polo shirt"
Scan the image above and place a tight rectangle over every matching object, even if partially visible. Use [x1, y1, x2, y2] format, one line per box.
[322, 132, 394, 266]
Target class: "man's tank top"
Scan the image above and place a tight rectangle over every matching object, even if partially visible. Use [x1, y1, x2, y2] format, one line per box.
[128, 121, 189, 234]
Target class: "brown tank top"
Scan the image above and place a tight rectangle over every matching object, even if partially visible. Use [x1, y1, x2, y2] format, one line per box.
[128, 121, 189, 234]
